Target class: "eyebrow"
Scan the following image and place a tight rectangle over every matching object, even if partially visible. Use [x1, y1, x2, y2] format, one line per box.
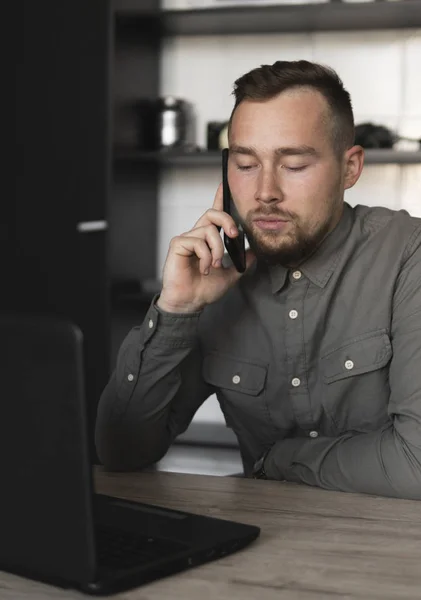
[230, 145, 318, 157]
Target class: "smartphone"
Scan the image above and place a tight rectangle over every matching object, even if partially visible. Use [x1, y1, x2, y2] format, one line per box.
[222, 148, 246, 273]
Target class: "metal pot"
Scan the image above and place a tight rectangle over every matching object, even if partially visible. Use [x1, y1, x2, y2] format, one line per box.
[155, 96, 196, 150]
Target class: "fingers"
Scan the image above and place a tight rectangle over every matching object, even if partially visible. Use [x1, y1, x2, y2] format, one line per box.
[170, 235, 214, 275]
[194, 207, 238, 237]
[167, 183, 245, 278]
[184, 225, 225, 269]
[194, 182, 238, 235]
[169, 232, 256, 279]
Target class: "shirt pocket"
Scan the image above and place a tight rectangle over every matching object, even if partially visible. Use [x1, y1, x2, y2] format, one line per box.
[320, 329, 392, 432]
[203, 351, 267, 395]
[202, 351, 273, 443]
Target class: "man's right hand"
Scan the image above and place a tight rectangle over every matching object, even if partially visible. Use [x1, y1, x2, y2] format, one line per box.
[157, 183, 255, 314]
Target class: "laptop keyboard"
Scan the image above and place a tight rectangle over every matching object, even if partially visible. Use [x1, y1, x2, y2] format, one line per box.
[96, 526, 188, 570]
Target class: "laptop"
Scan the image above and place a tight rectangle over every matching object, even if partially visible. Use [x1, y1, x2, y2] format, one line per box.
[0, 313, 260, 595]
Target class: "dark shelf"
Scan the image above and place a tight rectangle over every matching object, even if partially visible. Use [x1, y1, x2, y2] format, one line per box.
[363, 149, 421, 165]
[115, 1, 421, 35]
[114, 149, 421, 167]
[114, 149, 222, 166]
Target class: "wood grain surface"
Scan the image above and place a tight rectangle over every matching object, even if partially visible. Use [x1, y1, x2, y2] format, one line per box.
[1, 467, 420, 599]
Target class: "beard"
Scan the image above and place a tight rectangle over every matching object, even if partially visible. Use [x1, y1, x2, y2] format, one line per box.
[239, 205, 335, 268]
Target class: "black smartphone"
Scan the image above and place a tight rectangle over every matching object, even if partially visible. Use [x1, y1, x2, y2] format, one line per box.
[222, 148, 246, 273]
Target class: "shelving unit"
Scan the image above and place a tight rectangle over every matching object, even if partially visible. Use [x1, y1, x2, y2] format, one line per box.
[113, 0, 421, 171]
[114, 148, 421, 167]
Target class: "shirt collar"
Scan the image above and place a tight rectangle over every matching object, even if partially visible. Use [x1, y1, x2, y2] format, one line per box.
[269, 202, 354, 293]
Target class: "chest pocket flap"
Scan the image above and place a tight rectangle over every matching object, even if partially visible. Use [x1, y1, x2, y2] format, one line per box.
[203, 352, 267, 396]
[322, 330, 392, 384]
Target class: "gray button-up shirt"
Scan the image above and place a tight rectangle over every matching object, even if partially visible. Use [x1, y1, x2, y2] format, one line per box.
[96, 203, 421, 499]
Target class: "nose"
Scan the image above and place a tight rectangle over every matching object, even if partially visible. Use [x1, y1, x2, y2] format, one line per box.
[255, 167, 283, 205]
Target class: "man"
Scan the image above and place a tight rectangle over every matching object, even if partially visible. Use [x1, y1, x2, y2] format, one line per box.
[96, 60, 421, 499]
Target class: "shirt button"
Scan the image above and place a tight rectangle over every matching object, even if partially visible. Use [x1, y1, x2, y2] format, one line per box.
[291, 377, 301, 387]
[289, 310, 298, 319]
[309, 430, 319, 439]
[232, 375, 241, 384]
[345, 360, 354, 370]
[292, 270, 302, 280]
[148, 319, 154, 329]
[127, 373, 134, 382]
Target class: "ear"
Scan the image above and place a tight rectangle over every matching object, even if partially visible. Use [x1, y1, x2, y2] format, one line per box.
[344, 145, 364, 190]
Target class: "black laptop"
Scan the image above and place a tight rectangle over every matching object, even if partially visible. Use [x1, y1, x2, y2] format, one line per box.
[0, 313, 260, 595]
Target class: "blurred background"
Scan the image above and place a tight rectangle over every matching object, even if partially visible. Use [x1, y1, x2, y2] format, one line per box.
[12, 0, 421, 476]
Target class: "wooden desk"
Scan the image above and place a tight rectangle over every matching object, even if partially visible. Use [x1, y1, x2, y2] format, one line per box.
[1, 468, 421, 599]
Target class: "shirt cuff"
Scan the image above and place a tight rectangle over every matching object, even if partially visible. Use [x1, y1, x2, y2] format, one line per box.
[144, 294, 202, 348]
[265, 438, 308, 481]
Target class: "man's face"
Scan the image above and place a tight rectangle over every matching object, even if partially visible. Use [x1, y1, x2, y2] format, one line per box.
[228, 88, 354, 266]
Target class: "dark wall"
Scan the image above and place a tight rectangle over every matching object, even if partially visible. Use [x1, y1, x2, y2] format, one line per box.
[11, 0, 162, 460]
[12, 0, 112, 461]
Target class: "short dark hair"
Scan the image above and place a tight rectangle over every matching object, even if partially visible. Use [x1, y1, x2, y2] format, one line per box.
[230, 60, 354, 156]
